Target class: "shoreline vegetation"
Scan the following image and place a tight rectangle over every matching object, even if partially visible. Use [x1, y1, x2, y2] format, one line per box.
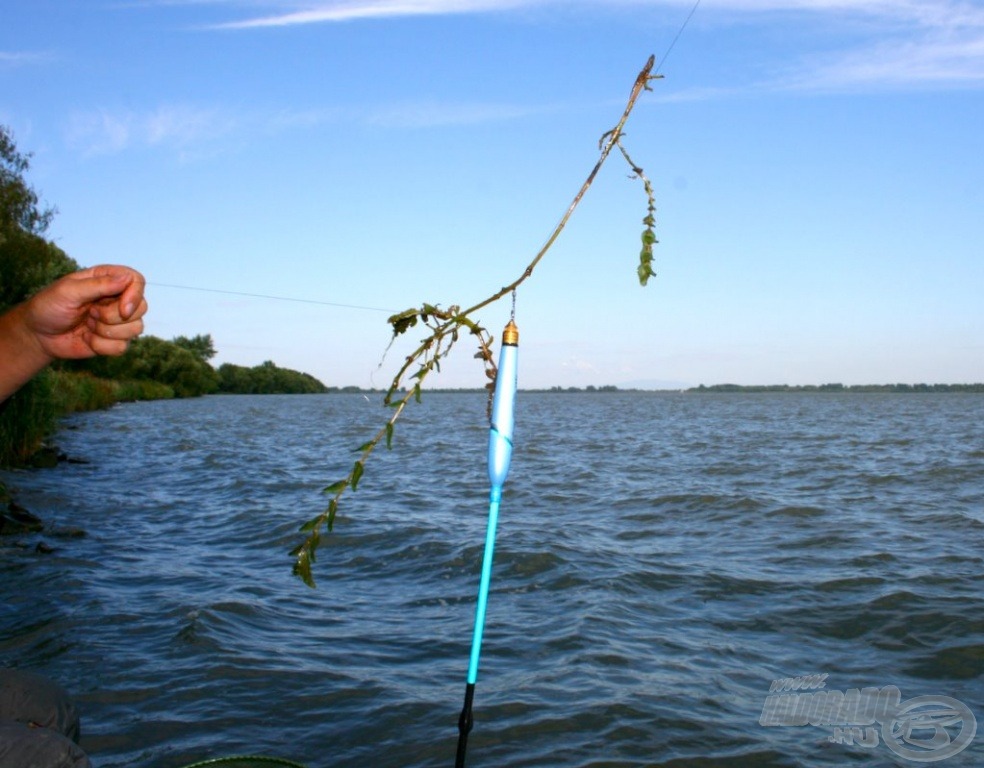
[0, 335, 330, 467]
[348, 383, 984, 394]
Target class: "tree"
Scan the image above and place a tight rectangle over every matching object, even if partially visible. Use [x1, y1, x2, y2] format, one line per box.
[173, 334, 217, 363]
[0, 125, 54, 237]
[0, 125, 78, 312]
[217, 360, 327, 394]
[0, 126, 79, 465]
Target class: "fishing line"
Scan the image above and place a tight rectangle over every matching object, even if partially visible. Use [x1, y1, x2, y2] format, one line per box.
[148, 282, 394, 313]
[655, 0, 702, 74]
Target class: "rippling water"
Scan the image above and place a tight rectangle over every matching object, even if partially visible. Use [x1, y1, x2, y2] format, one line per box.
[2, 392, 982, 767]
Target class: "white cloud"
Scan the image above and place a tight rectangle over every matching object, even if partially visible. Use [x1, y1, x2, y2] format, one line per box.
[65, 104, 238, 156]
[62, 98, 536, 157]
[798, 31, 984, 89]
[704, 0, 984, 88]
[198, 0, 984, 89]
[213, 0, 533, 29]
[366, 100, 543, 128]
[0, 50, 53, 67]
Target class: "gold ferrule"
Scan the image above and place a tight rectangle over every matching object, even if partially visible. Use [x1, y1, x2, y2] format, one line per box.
[502, 320, 519, 346]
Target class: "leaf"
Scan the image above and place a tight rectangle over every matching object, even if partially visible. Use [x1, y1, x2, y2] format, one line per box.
[293, 549, 315, 588]
[385, 422, 394, 449]
[413, 383, 422, 404]
[327, 499, 338, 531]
[322, 480, 347, 495]
[388, 309, 419, 336]
[641, 229, 657, 246]
[299, 515, 322, 532]
[354, 440, 376, 453]
[351, 460, 364, 491]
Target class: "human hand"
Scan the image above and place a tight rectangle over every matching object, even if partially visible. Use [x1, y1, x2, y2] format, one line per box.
[24, 265, 148, 361]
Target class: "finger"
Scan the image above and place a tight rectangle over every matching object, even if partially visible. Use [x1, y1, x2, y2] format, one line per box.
[90, 297, 148, 325]
[119, 274, 147, 320]
[68, 266, 147, 316]
[65, 271, 133, 308]
[87, 315, 145, 344]
[84, 331, 133, 358]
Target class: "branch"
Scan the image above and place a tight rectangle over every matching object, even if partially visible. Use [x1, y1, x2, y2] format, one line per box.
[292, 55, 662, 587]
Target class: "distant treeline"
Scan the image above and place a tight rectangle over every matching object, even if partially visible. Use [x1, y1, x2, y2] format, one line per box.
[0, 333, 329, 465]
[69, 333, 327, 397]
[688, 383, 984, 393]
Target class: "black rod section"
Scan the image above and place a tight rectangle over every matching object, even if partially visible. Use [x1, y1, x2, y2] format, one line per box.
[455, 682, 475, 768]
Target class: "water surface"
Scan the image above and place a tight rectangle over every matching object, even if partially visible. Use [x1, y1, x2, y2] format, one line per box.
[2, 392, 982, 767]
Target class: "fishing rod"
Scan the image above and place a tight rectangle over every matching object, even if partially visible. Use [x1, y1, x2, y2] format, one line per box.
[455, 316, 520, 767]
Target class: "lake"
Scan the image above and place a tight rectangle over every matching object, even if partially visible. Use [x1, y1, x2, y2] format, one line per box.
[2, 392, 982, 767]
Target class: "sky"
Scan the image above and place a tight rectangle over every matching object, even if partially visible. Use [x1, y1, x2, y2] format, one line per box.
[2, 0, 982, 389]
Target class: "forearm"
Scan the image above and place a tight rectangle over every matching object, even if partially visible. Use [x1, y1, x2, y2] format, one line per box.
[0, 302, 55, 403]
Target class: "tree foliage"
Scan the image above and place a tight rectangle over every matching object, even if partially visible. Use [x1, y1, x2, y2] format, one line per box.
[0, 126, 80, 465]
[173, 334, 217, 363]
[0, 126, 79, 313]
[0, 125, 55, 238]
[217, 361, 328, 394]
[74, 335, 220, 398]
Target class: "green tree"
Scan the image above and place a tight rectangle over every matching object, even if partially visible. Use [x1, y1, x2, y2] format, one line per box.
[217, 361, 327, 394]
[173, 334, 217, 363]
[0, 126, 79, 465]
[0, 125, 54, 238]
[0, 126, 78, 312]
[82, 336, 219, 398]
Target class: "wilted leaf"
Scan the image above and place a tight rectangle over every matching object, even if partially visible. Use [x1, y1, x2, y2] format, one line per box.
[388, 309, 419, 336]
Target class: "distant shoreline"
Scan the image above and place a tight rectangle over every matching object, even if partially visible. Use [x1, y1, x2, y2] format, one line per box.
[320, 383, 984, 394]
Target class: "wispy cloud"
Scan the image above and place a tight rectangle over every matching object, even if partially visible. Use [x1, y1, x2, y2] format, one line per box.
[196, 0, 984, 89]
[793, 30, 984, 90]
[0, 50, 53, 67]
[705, 0, 984, 89]
[63, 98, 540, 157]
[366, 99, 544, 128]
[212, 0, 533, 29]
[65, 104, 239, 157]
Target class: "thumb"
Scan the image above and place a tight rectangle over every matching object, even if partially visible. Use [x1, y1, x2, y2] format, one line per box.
[64, 271, 132, 307]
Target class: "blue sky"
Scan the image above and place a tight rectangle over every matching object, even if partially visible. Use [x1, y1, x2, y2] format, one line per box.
[2, 0, 982, 389]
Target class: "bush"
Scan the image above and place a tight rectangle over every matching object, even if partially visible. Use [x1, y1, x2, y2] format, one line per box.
[0, 370, 59, 465]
